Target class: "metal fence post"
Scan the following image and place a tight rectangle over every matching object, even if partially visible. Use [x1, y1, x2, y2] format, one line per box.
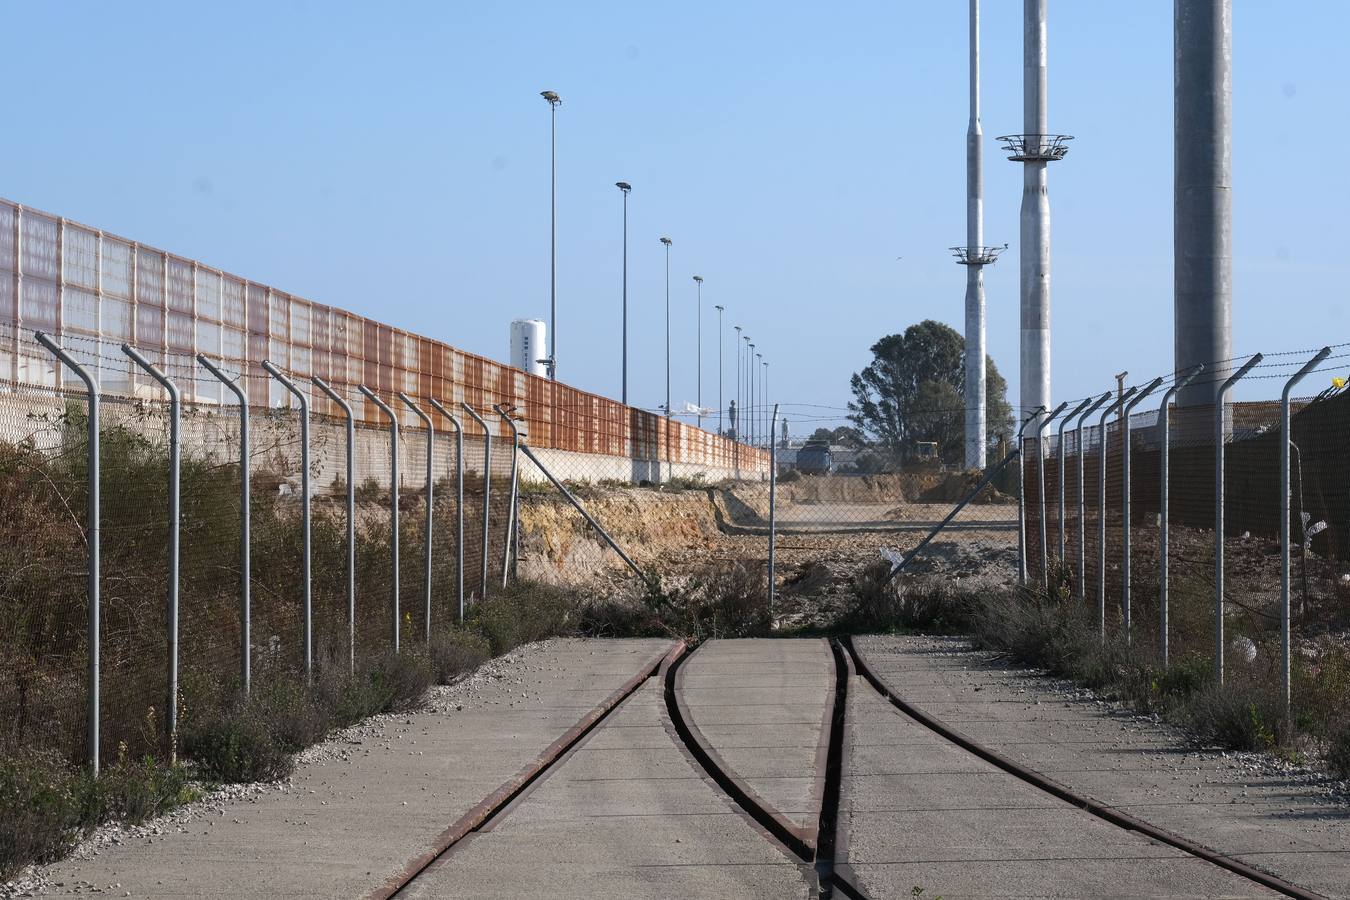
[1056, 397, 1093, 564]
[36, 332, 101, 774]
[198, 354, 250, 696]
[1073, 394, 1111, 600]
[1214, 354, 1262, 683]
[769, 403, 779, 617]
[493, 405, 522, 590]
[461, 403, 492, 602]
[122, 344, 180, 750]
[1158, 365, 1203, 668]
[263, 361, 312, 680]
[1119, 378, 1163, 642]
[1035, 402, 1069, 588]
[1280, 348, 1329, 709]
[428, 399, 465, 623]
[1097, 386, 1137, 641]
[360, 386, 401, 653]
[1015, 407, 1045, 586]
[313, 377, 355, 675]
[398, 394, 435, 644]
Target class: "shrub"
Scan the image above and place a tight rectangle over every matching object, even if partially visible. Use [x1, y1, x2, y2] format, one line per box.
[0, 749, 189, 878]
[471, 580, 577, 656]
[1327, 723, 1350, 779]
[180, 701, 292, 784]
[254, 677, 333, 753]
[365, 651, 435, 714]
[429, 631, 492, 684]
[576, 596, 666, 638]
[1183, 681, 1285, 752]
[843, 567, 986, 633]
[658, 563, 771, 640]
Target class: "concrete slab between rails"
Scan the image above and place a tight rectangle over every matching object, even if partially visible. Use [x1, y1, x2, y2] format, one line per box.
[839, 677, 1277, 899]
[675, 638, 835, 845]
[36, 638, 677, 900]
[399, 680, 815, 900]
[854, 634, 1350, 899]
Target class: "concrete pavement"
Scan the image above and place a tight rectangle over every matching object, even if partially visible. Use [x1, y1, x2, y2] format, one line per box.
[839, 667, 1278, 898]
[675, 638, 835, 847]
[35, 639, 676, 899]
[854, 634, 1350, 898]
[400, 678, 814, 899]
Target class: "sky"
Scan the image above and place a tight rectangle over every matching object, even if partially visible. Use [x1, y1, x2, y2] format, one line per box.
[2, 1, 1345, 434]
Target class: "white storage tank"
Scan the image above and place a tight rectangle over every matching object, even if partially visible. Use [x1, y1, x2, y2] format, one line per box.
[510, 319, 547, 377]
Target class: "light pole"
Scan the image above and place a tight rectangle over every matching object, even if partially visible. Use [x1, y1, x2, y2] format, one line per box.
[616, 182, 631, 404]
[692, 275, 704, 430]
[758, 354, 765, 447]
[733, 325, 743, 439]
[763, 359, 770, 447]
[660, 237, 672, 431]
[748, 343, 756, 447]
[540, 90, 561, 381]
[715, 305, 725, 435]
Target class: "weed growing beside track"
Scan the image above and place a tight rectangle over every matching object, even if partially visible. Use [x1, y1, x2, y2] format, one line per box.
[854, 572, 1350, 779]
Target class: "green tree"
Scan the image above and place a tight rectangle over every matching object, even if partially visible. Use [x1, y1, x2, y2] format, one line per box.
[847, 319, 1013, 464]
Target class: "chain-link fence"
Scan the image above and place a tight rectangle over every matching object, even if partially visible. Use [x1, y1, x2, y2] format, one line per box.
[1021, 347, 1350, 731]
[0, 330, 516, 771]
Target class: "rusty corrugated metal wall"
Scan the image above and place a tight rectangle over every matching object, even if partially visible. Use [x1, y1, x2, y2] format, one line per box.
[0, 198, 767, 470]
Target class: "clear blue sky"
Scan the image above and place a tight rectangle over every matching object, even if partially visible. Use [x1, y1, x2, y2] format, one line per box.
[2, 1, 1343, 431]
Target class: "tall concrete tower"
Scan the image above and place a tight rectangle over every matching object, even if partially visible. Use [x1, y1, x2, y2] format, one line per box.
[999, 0, 1071, 431]
[952, 0, 1006, 470]
[1175, 0, 1232, 413]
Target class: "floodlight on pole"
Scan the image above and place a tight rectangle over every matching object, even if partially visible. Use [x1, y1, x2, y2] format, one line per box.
[616, 182, 631, 404]
[692, 275, 704, 430]
[733, 325, 743, 439]
[660, 237, 673, 432]
[541, 90, 561, 381]
[715, 305, 725, 435]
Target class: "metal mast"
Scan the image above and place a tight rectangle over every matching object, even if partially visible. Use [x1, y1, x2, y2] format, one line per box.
[999, 0, 1071, 434]
[1175, 0, 1233, 425]
[953, 0, 1005, 470]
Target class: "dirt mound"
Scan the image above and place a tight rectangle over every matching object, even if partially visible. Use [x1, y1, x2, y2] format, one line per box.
[917, 470, 1014, 505]
[781, 474, 909, 504]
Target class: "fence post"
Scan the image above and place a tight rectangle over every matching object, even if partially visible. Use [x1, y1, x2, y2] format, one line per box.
[1214, 353, 1263, 684]
[1075, 394, 1111, 601]
[1035, 402, 1069, 588]
[461, 403, 493, 602]
[493, 405, 522, 590]
[1015, 407, 1045, 586]
[398, 394, 435, 644]
[1120, 377, 1163, 642]
[428, 399, 466, 623]
[359, 386, 401, 653]
[1098, 386, 1137, 641]
[313, 376, 356, 675]
[121, 344, 180, 751]
[263, 361, 312, 681]
[198, 354, 250, 696]
[1280, 348, 1329, 710]
[1157, 365, 1203, 669]
[769, 403, 779, 617]
[1056, 397, 1093, 565]
[35, 332, 100, 775]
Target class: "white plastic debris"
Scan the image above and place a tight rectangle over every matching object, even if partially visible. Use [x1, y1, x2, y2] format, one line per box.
[879, 548, 905, 573]
[1231, 635, 1257, 664]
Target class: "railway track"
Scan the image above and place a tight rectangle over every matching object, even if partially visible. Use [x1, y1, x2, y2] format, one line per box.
[378, 636, 1326, 899]
[842, 637, 1326, 900]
